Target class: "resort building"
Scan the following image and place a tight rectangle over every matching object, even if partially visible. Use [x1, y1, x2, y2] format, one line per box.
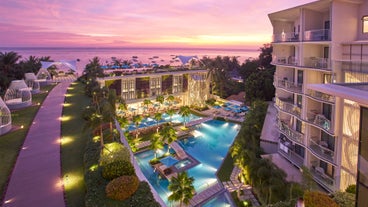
[268, 0, 368, 202]
[96, 69, 210, 107]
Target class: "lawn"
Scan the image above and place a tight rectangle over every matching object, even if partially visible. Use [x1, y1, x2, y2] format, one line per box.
[0, 84, 55, 203]
[217, 152, 235, 182]
[61, 81, 91, 207]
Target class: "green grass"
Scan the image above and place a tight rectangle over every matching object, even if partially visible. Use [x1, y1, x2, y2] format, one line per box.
[61, 81, 90, 207]
[216, 152, 235, 182]
[0, 84, 55, 202]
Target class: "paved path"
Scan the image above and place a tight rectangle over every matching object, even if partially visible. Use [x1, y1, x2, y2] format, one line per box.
[3, 82, 71, 207]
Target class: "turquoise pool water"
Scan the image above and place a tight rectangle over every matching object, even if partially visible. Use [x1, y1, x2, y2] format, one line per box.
[126, 112, 200, 131]
[135, 119, 239, 205]
[202, 191, 233, 207]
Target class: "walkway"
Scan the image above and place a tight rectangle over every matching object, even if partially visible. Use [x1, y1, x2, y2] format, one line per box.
[3, 82, 72, 207]
[189, 183, 224, 207]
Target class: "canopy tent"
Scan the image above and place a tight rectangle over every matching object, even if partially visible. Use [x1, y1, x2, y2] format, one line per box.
[41, 60, 77, 71]
[0, 96, 12, 135]
[176, 55, 199, 65]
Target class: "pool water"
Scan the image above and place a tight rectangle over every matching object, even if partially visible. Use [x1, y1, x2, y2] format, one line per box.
[135, 119, 239, 205]
[160, 156, 178, 166]
[202, 191, 233, 207]
[174, 158, 192, 170]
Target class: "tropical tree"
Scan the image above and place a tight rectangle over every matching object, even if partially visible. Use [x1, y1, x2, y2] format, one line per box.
[150, 133, 164, 159]
[0, 51, 22, 76]
[179, 105, 191, 128]
[160, 125, 177, 154]
[143, 99, 152, 114]
[166, 108, 176, 124]
[132, 114, 142, 139]
[84, 111, 104, 150]
[166, 95, 175, 108]
[155, 95, 165, 111]
[19, 55, 41, 74]
[168, 172, 195, 207]
[153, 112, 162, 133]
[117, 115, 129, 129]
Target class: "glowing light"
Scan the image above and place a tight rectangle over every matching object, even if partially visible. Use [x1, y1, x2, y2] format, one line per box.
[65, 94, 73, 97]
[67, 87, 74, 90]
[63, 103, 72, 107]
[89, 164, 98, 172]
[22, 146, 28, 150]
[60, 116, 71, 121]
[61, 136, 74, 145]
[63, 173, 83, 191]
[37, 102, 40, 105]
[20, 125, 24, 129]
[4, 198, 14, 204]
[92, 136, 100, 143]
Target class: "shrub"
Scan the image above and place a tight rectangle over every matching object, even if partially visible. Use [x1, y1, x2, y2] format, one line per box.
[345, 184, 356, 194]
[105, 175, 139, 200]
[99, 142, 130, 166]
[304, 191, 339, 207]
[332, 191, 356, 207]
[102, 160, 135, 180]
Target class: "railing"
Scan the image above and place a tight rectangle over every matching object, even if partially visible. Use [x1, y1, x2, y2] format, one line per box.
[306, 112, 333, 134]
[307, 89, 335, 103]
[278, 146, 304, 167]
[273, 56, 298, 66]
[275, 97, 301, 118]
[309, 139, 335, 163]
[275, 78, 303, 93]
[338, 60, 368, 74]
[303, 57, 331, 70]
[304, 29, 330, 41]
[272, 32, 299, 43]
[278, 120, 304, 144]
[310, 166, 335, 192]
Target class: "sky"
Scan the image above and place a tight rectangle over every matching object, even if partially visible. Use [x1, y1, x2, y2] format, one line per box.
[0, 0, 314, 49]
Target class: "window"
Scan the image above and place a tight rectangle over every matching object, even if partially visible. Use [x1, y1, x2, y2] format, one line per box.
[362, 16, 368, 33]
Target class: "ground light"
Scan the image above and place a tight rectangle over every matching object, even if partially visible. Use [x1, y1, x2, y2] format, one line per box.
[63, 173, 83, 191]
[61, 136, 74, 145]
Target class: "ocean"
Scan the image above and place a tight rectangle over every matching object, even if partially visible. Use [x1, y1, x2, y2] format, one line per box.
[0, 47, 259, 73]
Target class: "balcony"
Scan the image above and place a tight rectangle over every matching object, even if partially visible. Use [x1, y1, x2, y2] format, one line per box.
[303, 57, 331, 70]
[275, 97, 301, 118]
[307, 90, 335, 104]
[309, 139, 335, 163]
[304, 29, 330, 41]
[275, 77, 302, 93]
[278, 145, 304, 168]
[306, 112, 334, 134]
[278, 120, 304, 144]
[272, 32, 299, 43]
[273, 56, 298, 66]
[310, 166, 335, 192]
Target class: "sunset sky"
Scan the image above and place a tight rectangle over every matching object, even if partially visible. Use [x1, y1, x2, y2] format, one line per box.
[0, 0, 313, 49]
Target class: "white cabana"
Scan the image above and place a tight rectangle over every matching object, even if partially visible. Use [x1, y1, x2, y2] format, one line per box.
[0, 96, 12, 135]
[36, 68, 52, 86]
[177, 55, 199, 65]
[24, 73, 40, 94]
[4, 80, 32, 110]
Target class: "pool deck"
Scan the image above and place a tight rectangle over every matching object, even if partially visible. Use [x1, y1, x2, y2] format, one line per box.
[189, 183, 224, 207]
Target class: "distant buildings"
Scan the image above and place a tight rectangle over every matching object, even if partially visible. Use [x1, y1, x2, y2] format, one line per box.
[269, 0, 368, 205]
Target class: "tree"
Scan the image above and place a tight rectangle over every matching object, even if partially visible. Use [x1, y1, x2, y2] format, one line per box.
[179, 105, 191, 128]
[153, 112, 162, 133]
[143, 99, 152, 114]
[156, 95, 165, 111]
[168, 172, 195, 207]
[160, 125, 177, 154]
[301, 166, 316, 191]
[166, 108, 176, 124]
[132, 115, 142, 139]
[0, 51, 22, 76]
[166, 95, 175, 108]
[150, 133, 164, 159]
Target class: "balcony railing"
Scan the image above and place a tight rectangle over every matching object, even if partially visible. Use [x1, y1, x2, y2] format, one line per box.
[278, 145, 304, 168]
[306, 112, 334, 134]
[309, 139, 335, 163]
[310, 166, 335, 192]
[303, 57, 331, 70]
[275, 78, 303, 93]
[273, 32, 299, 43]
[307, 90, 335, 103]
[273, 56, 298, 66]
[275, 97, 301, 118]
[304, 29, 331, 41]
[338, 61, 368, 74]
[278, 120, 304, 144]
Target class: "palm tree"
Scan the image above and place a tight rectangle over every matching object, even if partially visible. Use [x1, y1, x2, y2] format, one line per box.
[132, 114, 142, 139]
[160, 125, 177, 154]
[153, 112, 162, 133]
[166, 108, 175, 124]
[166, 95, 175, 109]
[168, 171, 195, 207]
[143, 99, 152, 114]
[85, 111, 104, 150]
[117, 115, 129, 129]
[156, 95, 165, 111]
[0, 51, 22, 76]
[150, 133, 164, 159]
[179, 105, 191, 128]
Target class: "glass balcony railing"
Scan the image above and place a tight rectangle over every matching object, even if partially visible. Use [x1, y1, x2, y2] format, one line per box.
[272, 56, 298, 66]
[272, 32, 299, 43]
[278, 145, 304, 167]
[275, 97, 301, 118]
[309, 139, 335, 163]
[277, 120, 304, 144]
[303, 57, 331, 70]
[307, 90, 335, 103]
[306, 112, 334, 134]
[275, 78, 303, 93]
[310, 166, 335, 192]
[304, 29, 331, 41]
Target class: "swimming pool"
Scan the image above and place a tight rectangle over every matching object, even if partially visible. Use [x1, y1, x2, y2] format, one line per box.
[125, 112, 200, 131]
[135, 119, 239, 205]
[202, 191, 234, 207]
